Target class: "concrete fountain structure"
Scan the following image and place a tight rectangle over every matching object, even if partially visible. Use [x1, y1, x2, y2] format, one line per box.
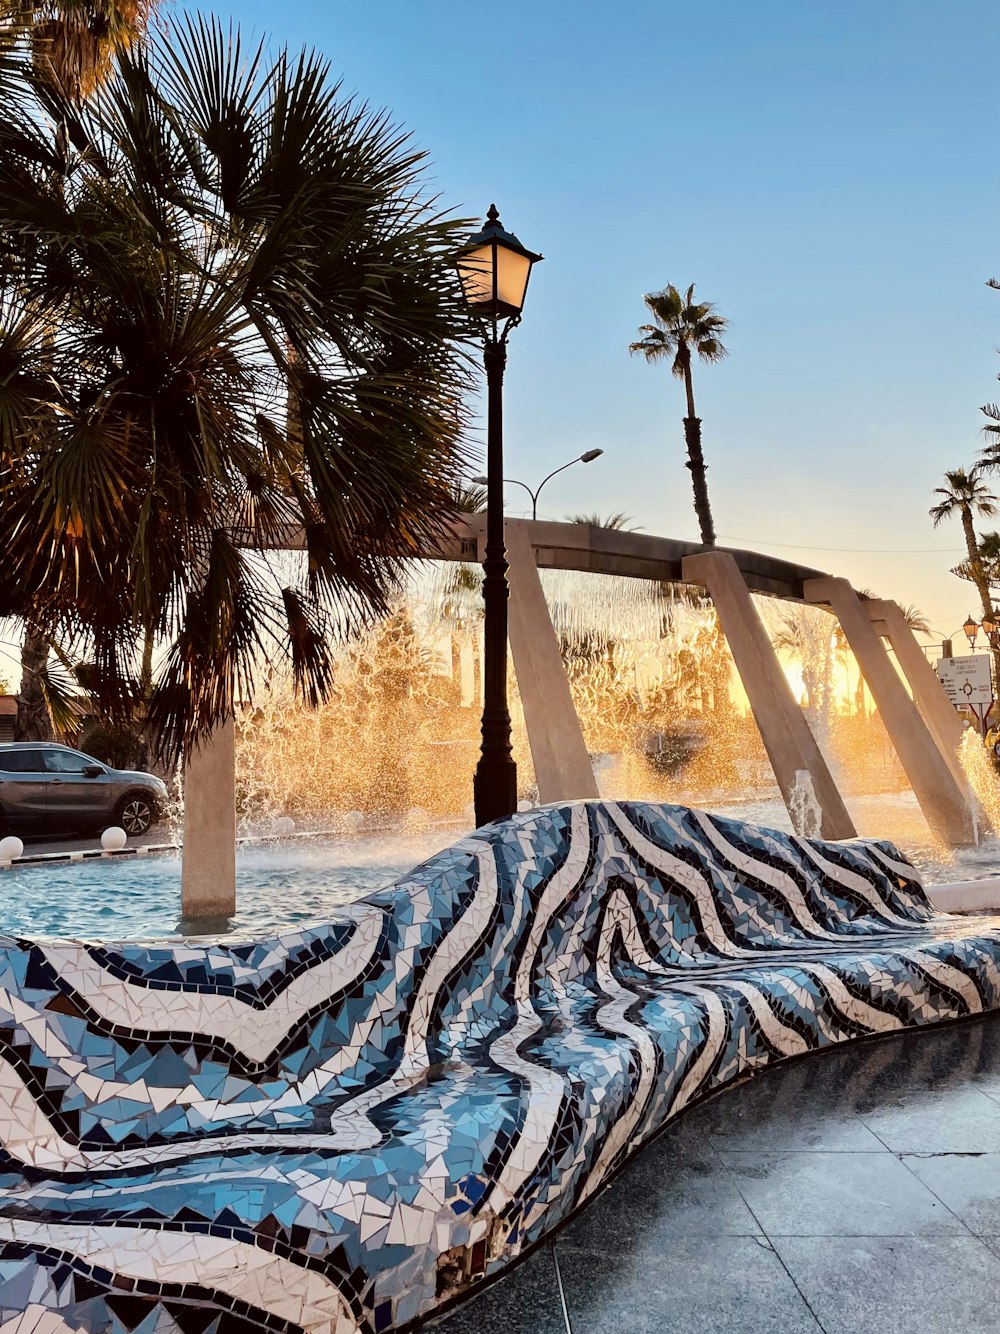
[181, 516, 982, 918]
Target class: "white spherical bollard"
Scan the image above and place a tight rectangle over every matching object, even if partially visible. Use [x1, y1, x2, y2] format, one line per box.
[0, 836, 23, 862]
[517, 800, 532, 812]
[274, 816, 296, 836]
[101, 826, 128, 852]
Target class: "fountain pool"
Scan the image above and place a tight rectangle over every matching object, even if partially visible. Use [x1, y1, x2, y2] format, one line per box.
[2, 790, 1000, 940]
[0, 827, 462, 939]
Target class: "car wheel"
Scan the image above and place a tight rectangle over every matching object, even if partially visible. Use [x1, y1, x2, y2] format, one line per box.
[115, 794, 154, 837]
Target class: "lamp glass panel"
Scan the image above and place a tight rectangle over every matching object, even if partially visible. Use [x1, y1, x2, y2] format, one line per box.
[456, 244, 496, 308]
[494, 246, 532, 313]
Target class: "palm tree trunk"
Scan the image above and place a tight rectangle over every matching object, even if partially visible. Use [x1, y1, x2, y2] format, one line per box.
[678, 363, 716, 546]
[140, 624, 154, 696]
[960, 506, 1000, 693]
[15, 623, 53, 741]
[682, 415, 716, 547]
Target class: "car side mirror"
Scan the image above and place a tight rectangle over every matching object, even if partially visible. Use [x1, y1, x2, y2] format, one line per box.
[83, 765, 104, 778]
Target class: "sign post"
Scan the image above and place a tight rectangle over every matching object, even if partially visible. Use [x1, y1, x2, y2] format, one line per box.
[936, 654, 995, 737]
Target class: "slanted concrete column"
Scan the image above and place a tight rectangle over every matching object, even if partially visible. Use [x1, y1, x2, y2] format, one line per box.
[864, 599, 971, 799]
[805, 578, 975, 847]
[682, 551, 856, 840]
[505, 521, 599, 803]
[181, 719, 237, 917]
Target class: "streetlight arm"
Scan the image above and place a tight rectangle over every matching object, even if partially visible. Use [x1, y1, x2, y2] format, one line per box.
[501, 477, 537, 511]
[532, 457, 585, 513]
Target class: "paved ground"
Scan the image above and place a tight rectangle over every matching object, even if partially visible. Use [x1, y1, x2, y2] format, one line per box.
[18, 825, 171, 856]
[431, 1015, 1000, 1334]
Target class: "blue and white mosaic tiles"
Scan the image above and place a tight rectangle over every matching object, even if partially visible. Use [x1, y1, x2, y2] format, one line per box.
[0, 800, 998, 1332]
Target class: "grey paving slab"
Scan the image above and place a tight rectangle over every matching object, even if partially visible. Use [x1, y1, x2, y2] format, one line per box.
[900, 1151, 1000, 1233]
[772, 1235, 1000, 1334]
[428, 1244, 568, 1333]
[719, 1149, 966, 1235]
[560, 1150, 762, 1249]
[557, 1235, 822, 1334]
[693, 1051, 896, 1152]
[854, 1084, 1000, 1154]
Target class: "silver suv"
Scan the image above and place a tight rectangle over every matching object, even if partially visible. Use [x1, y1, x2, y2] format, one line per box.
[0, 743, 168, 836]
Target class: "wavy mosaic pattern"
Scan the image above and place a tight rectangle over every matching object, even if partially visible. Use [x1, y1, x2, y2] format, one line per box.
[0, 801, 998, 1334]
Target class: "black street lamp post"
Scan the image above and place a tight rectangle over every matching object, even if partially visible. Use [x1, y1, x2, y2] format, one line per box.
[455, 205, 542, 826]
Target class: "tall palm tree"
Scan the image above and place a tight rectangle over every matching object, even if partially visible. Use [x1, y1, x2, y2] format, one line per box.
[0, 15, 474, 759]
[2, 0, 157, 740]
[930, 467, 1000, 685]
[629, 283, 728, 547]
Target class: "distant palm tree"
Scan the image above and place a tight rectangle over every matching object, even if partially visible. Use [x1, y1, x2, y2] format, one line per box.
[930, 467, 1000, 684]
[450, 483, 488, 515]
[564, 512, 640, 531]
[629, 283, 728, 547]
[897, 603, 931, 637]
[855, 590, 931, 636]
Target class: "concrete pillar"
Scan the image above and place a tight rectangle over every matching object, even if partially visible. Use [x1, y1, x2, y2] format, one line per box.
[864, 599, 971, 799]
[682, 551, 856, 840]
[181, 718, 237, 917]
[805, 578, 975, 847]
[505, 521, 600, 803]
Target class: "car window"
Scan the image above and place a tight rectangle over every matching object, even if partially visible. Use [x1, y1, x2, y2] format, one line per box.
[0, 750, 46, 773]
[42, 749, 101, 774]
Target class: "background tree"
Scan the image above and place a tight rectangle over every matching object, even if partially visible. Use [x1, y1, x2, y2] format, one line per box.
[930, 467, 1000, 685]
[629, 283, 727, 547]
[0, 15, 474, 759]
[563, 511, 640, 531]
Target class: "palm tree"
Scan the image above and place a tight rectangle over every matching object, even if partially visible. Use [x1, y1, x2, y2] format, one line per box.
[629, 283, 728, 546]
[1, 0, 157, 740]
[898, 603, 931, 637]
[564, 511, 640, 531]
[0, 15, 474, 759]
[855, 589, 931, 636]
[7, 0, 154, 103]
[450, 482, 488, 515]
[930, 467, 1000, 685]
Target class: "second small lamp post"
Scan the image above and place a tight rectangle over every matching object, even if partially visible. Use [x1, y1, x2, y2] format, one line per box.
[455, 205, 542, 826]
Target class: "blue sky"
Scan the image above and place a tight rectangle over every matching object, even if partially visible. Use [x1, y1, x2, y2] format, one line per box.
[217, 0, 996, 643]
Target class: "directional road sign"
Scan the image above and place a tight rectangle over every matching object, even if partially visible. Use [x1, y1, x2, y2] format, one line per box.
[937, 654, 995, 736]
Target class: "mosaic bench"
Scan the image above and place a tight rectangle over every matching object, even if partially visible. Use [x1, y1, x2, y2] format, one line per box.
[0, 800, 998, 1334]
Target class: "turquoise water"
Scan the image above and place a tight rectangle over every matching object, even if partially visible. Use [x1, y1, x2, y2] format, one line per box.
[0, 829, 460, 940]
[1, 798, 995, 942]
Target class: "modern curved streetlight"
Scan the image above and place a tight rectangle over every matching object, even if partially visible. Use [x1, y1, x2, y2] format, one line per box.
[471, 449, 604, 521]
[455, 205, 542, 827]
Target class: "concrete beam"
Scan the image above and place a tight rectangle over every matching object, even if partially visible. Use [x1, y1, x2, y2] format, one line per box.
[864, 599, 971, 801]
[683, 551, 856, 840]
[181, 719, 237, 918]
[505, 521, 599, 803]
[266, 516, 830, 601]
[805, 578, 975, 847]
